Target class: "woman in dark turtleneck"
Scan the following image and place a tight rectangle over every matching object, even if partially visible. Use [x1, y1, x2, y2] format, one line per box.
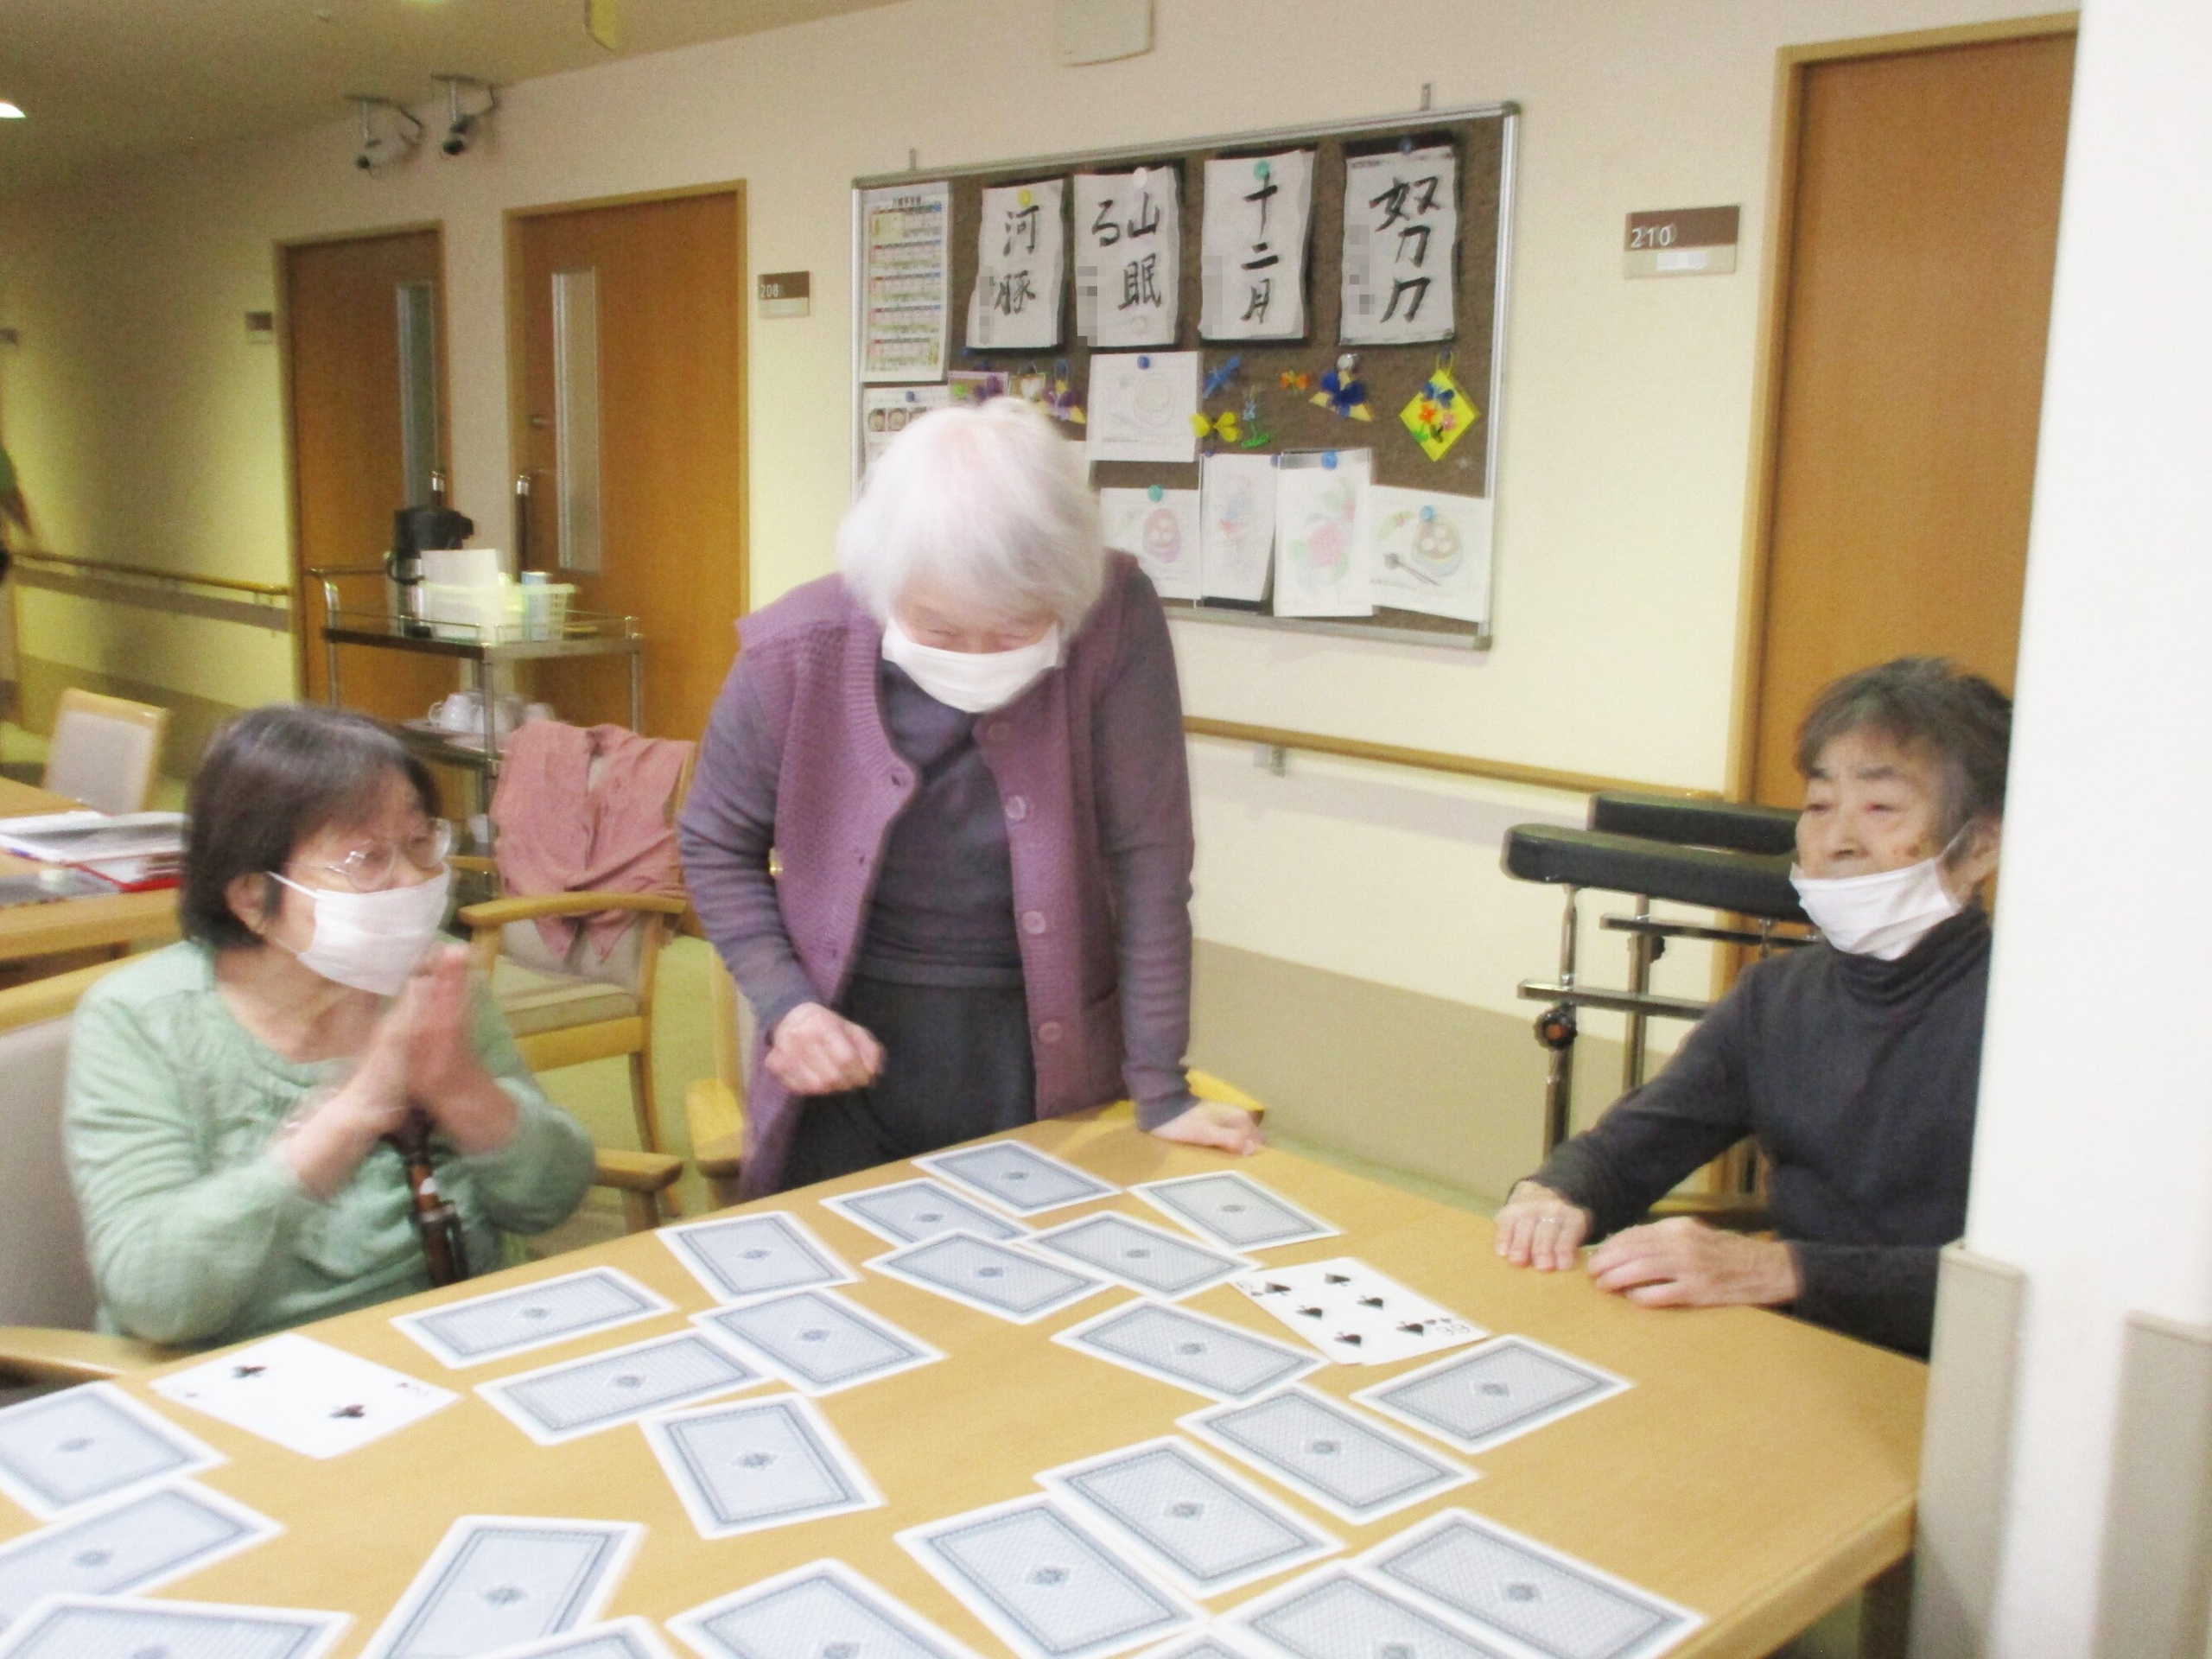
[1495, 658, 2012, 1357]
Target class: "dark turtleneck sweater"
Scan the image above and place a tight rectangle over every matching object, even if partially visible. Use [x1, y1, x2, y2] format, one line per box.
[1529, 907, 1991, 1357]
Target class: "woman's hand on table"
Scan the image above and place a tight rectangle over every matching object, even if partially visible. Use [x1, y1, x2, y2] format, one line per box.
[1148, 1099, 1264, 1155]
[281, 994, 413, 1200]
[404, 945, 518, 1156]
[1586, 1217, 1801, 1308]
[1494, 1180, 1593, 1270]
[766, 1002, 886, 1096]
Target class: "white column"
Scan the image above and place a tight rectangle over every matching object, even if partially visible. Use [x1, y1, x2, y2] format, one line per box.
[1954, 0, 2212, 1650]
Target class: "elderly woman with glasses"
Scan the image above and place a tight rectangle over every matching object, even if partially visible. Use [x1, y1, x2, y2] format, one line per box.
[680, 398, 1261, 1197]
[64, 703, 594, 1348]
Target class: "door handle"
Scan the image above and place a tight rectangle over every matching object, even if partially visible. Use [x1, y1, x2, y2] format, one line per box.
[514, 471, 534, 568]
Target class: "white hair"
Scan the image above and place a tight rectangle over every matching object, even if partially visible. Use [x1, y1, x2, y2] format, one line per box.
[840, 397, 1106, 632]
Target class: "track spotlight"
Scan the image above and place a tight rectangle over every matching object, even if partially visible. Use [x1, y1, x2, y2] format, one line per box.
[432, 75, 499, 156]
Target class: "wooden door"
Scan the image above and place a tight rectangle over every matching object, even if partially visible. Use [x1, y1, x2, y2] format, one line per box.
[284, 229, 456, 724]
[510, 189, 747, 740]
[1744, 29, 2075, 804]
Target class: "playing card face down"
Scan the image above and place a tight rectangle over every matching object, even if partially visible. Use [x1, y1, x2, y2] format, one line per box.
[1133, 1637, 1266, 1659]
[1351, 1337, 1630, 1454]
[1360, 1510, 1701, 1659]
[669, 1558, 984, 1659]
[0, 1593, 347, 1659]
[360, 1516, 641, 1659]
[916, 1142, 1120, 1217]
[1228, 1567, 1510, 1659]
[393, 1268, 674, 1368]
[825, 1179, 1031, 1246]
[1131, 1175, 1338, 1252]
[1178, 1389, 1472, 1525]
[899, 1495, 1199, 1659]
[472, 1615, 678, 1659]
[0, 1382, 222, 1518]
[868, 1232, 1109, 1323]
[659, 1212, 856, 1304]
[1054, 1302, 1321, 1402]
[1030, 1214, 1253, 1300]
[0, 1481, 279, 1628]
[693, 1289, 943, 1396]
[479, 1331, 766, 1445]
[153, 1333, 459, 1459]
[1042, 1437, 1339, 1597]
[644, 1394, 881, 1540]
[1231, 1259, 1484, 1366]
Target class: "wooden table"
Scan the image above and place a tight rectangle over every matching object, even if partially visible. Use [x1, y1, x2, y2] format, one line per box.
[0, 777, 181, 966]
[45, 1118, 1927, 1658]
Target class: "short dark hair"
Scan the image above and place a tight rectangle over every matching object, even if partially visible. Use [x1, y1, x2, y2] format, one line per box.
[181, 703, 441, 950]
[1795, 657, 2012, 842]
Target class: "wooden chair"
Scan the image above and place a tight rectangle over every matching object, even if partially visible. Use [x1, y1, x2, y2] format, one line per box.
[43, 689, 167, 815]
[0, 957, 680, 1387]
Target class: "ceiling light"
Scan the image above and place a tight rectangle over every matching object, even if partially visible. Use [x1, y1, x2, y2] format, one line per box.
[0, 103, 27, 120]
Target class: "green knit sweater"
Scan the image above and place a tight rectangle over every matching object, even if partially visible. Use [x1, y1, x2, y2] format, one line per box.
[63, 942, 597, 1348]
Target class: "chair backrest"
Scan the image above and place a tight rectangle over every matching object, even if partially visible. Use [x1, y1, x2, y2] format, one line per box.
[0, 959, 129, 1331]
[44, 690, 167, 816]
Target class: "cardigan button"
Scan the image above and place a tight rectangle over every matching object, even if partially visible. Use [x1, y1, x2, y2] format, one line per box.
[1004, 795, 1029, 822]
[1037, 1020, 1065, 1045]
[1021, 910, 1048, 936]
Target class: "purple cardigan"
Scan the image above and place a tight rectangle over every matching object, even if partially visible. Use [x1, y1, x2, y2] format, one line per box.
[677, 552, 1197, 1197]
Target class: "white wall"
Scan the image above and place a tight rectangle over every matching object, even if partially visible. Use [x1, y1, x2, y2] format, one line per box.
[1961, 0, 2212, 1645]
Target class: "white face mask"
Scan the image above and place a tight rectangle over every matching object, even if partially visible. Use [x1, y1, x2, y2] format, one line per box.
[1789, 838, 1964, 961]
[881, 617, 1062, 714]
[270, 869, 451, 995]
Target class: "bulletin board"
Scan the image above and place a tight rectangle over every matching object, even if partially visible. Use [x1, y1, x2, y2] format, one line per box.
[851, 103, 1518, 648]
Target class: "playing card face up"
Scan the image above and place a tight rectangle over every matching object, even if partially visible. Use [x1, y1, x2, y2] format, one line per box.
[153, 1333, 460, 1460]
[0, 1481, 278, 1628]
[643, 1393, 881, 1540]
[1041, 1437, 1339, 1597]
[0, 1593, 347, 1659]
[692, 1289, 944, 1396]
[360, 1516, 642, 1659]
[393, 1267, 675, 1369]
[916, 1142, 1121, 1217]
[1359, 1510, 1701, 1659]
[1054, 1302, 1321, 1402]
[469, 1618, 678, 1659]
[824, 1178, 1032, 1247]
[478, 1331, 767, 1445]
[1228, 1567, 1510, 1659]
[659, 1211, 857, 1305]
[1231, 1259, 1485, 1367]
[0, 1382, 223, 1519]
[669, 1558, 985, 1659]
[868, 1232, 1111, 1324]
[1131, 1175, 1338, 1253]
[1029, 1214, 1254, 1300]
[1351, 1337, 1630, 1454]
[899, 1495, 1200, 1659]
[1179, 1389, 1473, 1526]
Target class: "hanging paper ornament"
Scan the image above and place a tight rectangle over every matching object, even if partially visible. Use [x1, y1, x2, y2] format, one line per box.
[1399, 360, 1478, 461]
[1311, 353, 1374, 421]
[1279, 370, 1313, 393]
[1236, 390, 1273, 449]
[1192, 407, 1244, 445]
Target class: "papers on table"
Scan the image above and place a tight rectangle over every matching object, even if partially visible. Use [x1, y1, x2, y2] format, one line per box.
[669, 1560, 982, 1659]
[0, 1382, 223, 1520]
[1130, 1173, 1340, 1253]
[823, 1177, 1032, 1247]
[642, 1394, 881, 1541]
[1341, 145, 1460, 346]
[1351, 1333, 1631, 1453]
[691, 1288, 944, 1398]
[0, 1481, 278, 1628]
[1073, 168, 1180, 349]
[1200, 151, 1316, 341]
[0, 810, 185, 889]
[1086, 351, 1201, 466]
[1178, 1387, 1474, 1526]
[153, 1333, 457, 1459]
[391, 1267, 673, 1369]
[914, 1141, 1121, 1218]
[868, 1232, 1112, 1325]
[1198, 453, 1279, 603]
[657, 1211, 855, 1306]
[1230, 1257, 1486, 1367]
[1053, 1301, 1320, 1404]
[1101, 487, 1203, 602]
[476, 1330, 767, 1446]
[861, 181, 950, 383]
[0, 1592, 348, 1659]
[359, 1516, 640, 1659]
[969, 179, 1066, 352]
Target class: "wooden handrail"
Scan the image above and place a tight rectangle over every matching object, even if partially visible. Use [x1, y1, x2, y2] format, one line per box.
[11, 550, 290, 601]
[1183, 715, 1719, 800]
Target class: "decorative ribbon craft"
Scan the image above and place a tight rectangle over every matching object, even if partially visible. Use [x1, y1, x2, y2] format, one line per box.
[1044, 359, 1086, 425]
[1400, 360, 1478, 461]
[1192, 407, 1244, 445]
[1203, 354, 1244, 400]
[1279, 369, 1313, 393]
[1312, 353, 1375, 422]
[1236, 390, 1273, 449]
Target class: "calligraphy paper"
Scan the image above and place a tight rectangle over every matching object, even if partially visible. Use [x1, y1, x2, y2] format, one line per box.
[861, 385, 951, 474]
[1357, 484, 1492, 624]
[1073, 168, 1180, 348]
[861, 181, 950, 383]
[1272, 450, 1373, 618]
[1085, 350, 1199, 465]
[1102, 487, 1203, 601]
[1200, 150, 1315, 341]
[969, 179, 1065, 352]
[1199, 452, 1278, 602]
[1342, 146, 1459, 345]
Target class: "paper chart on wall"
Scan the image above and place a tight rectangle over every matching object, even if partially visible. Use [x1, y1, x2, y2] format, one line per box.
[1272, 450, 1373, 618]
[969, 179, 1066, 352]
[1341, 145, 1459, 346]
[861, 181, 950, 383]
[1357, 484, 1492, 624]
[1085, 350, 1199, 466]
[1198, 453, 1278, 603]
[1073, 168, 1179, 348]
[1199, 149, 1314, 341]
[861, 385, 952, 474]
[1101, 487, 1203, 602]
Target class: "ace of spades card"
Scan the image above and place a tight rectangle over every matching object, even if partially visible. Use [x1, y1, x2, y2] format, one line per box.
[1230, 1257, 1485, 1366]
[153, 1332, 458, 1458]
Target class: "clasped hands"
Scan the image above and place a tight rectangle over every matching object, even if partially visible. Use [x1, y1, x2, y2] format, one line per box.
[1493, 1180, 1801, 1309]
[283, 946, 517, 1200]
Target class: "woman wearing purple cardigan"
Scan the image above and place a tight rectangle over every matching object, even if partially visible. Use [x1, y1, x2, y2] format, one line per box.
[677, 399, 1262, 1197]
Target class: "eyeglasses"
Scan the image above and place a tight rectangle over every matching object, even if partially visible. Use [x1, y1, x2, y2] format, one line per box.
[302, 819, 454, 893]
